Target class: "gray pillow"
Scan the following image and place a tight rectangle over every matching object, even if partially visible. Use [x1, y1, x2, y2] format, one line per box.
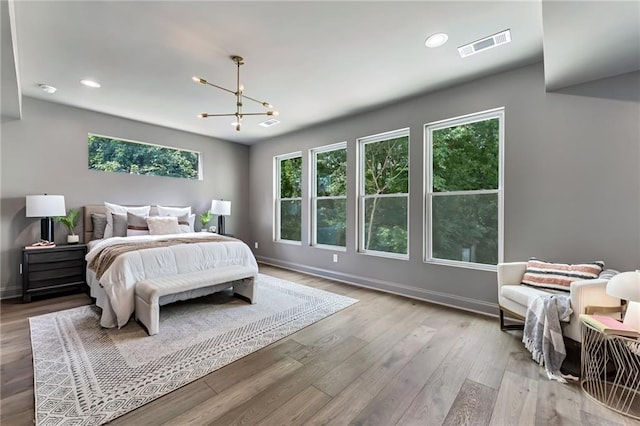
[126, 211, 149, 236]
[91, 213, 107, 239]
[112, 213, 127, 237]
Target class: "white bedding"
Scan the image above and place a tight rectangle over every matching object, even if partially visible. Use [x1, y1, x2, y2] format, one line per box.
[85, 233, 259, 328]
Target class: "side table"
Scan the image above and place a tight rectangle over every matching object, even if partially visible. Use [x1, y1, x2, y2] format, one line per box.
[22, 244, 87, 302]
[581, 320, 640, 419]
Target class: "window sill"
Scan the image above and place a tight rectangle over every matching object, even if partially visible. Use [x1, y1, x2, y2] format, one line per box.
[358, 250, 409, 261]
[425, 258, 497, 272]
[312, 244, 347, 252]
[274, 239, 302, 246]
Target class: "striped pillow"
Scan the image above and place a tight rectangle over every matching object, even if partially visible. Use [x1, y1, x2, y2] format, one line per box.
[126, 212, 150, 236]
[522, 258, 604, 292]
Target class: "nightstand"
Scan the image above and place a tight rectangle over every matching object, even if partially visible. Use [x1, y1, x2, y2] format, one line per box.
[22, 244, 87, 302]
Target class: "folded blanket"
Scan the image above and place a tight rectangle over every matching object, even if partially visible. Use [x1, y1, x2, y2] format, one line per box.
[523, 294, 574, 382]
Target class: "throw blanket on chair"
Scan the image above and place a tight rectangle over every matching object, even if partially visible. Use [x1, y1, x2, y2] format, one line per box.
[523, 294, 575, 383]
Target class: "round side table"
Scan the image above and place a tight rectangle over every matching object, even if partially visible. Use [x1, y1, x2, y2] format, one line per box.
[581, 320, 640, 419]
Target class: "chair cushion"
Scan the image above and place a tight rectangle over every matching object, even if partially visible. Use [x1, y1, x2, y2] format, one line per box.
[501, 284, 551, 309]
[521, 258, 604, 292]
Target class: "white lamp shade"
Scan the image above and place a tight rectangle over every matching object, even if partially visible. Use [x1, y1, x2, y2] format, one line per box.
[210, 199, 231, 216]
[26, 195, 66, 217]
[606, 270, 640, 302]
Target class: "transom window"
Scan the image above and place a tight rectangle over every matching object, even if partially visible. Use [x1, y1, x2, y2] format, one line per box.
[358, 128, 409, 258]
[275, 153, 302, 242]
[425, 108, 504, 269]
[311, 143, 347, 248]
[88, 134, 201, 180]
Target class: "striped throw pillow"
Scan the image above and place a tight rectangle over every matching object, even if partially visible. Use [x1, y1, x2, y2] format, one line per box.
[522, 258, 604, 292]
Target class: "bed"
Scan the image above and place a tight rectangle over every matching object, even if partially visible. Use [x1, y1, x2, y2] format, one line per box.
[83, 204, 259, 329]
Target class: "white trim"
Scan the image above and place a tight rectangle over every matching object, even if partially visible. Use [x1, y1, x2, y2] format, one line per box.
[424, 108, 504, 267]
[256, 256, 498, 316]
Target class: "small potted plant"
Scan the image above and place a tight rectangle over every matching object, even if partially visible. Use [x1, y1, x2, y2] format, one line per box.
[199, 211, 213, 232]
[55, 209, 80, 244]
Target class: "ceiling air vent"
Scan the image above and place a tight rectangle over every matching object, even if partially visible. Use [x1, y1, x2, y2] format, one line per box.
[259, 119, 280, 128]
[458, 29, 511, 58]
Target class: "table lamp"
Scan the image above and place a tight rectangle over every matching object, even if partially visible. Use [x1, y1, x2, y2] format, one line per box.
[210, 199, 231, 235]
[26, 194, 66, 242]
[606, 270, 640, 331]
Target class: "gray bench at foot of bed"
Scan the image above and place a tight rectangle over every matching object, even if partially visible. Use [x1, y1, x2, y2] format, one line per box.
[134, 265, 257, 335]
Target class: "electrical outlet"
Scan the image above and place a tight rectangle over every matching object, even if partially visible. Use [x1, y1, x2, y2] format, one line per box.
[332, 254, 338, 263]
[254, 242, 259, 249]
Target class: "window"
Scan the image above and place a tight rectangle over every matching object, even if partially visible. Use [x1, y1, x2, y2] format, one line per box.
[425, 108, 504, 268]
[311, 143, 347, 248]
[358, 129, 409, 257]
[275, 153, 302, 242]
[88, 134, 201, 180]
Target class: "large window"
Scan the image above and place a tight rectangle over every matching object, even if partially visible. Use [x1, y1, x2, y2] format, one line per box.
[358, 129, 409, 257]
[425, 108, 504, 268]
[311, 143, 347, 248]
[88, 134, 201, 180]
[275, 153, 302, 242]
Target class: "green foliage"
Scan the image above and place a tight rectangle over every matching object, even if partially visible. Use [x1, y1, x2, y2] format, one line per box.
[54, 209, 80, 235]
[280, 156, 302, 198]
[430, 117, 500, 264]
[280, 200, 302, 241]
[316, 149, 347, 197]
[432, 119, 498, 192]
[363, 136, 409, 254]
[199, 211, 213, 227]
[88, 135, 199, 180]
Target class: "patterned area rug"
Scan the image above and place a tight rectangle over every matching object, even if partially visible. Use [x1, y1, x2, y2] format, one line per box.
[29, 273, 357, 425]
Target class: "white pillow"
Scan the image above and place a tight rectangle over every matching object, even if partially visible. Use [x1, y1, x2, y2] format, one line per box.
[104, 202, 150, 238]
[157, 205, 191, 217]
[146, 216, 182, 235]
[175, 213, 195, 233]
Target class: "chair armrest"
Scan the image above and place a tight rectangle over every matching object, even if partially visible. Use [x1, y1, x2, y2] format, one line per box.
[497, 262, 527, 288]
[570, 279, 621, 317]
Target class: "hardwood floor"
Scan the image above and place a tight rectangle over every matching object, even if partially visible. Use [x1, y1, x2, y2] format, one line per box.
[0, 264, 635, 425]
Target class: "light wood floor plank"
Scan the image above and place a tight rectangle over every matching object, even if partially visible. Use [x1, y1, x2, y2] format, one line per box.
[489, 370, 538, 426]
[441, 379, 498, 426]
[255, 385, 331, 426]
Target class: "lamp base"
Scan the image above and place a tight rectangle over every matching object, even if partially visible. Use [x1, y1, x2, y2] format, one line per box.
[217, 216, 225, 236]
[623, 301, 639, 331]
[40, 217, 54, 243]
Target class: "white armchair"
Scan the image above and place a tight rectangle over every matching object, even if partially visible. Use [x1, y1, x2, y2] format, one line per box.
[498, 262, 621, 343]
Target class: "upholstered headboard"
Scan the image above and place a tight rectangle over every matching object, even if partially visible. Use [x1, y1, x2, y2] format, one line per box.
[83, 205, 183, 242]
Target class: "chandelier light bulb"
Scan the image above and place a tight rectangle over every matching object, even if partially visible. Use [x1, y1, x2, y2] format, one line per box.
[197, 113, 208, 118]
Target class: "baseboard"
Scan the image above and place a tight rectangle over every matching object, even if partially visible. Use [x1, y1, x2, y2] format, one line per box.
[256, 256, 499, 318]
[0, 286, 21, 300]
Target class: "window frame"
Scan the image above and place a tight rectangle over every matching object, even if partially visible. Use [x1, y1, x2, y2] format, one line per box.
[310, 142, 348, 250]
[274, 151, 303, 244]
[357, 128, 410, 260]
[88, 133, 203, 180]
[424, 107, 504, 271]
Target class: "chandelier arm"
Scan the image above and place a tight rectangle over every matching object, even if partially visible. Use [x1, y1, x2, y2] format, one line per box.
[237, 112, 275, 116]
[204, 81, 236, 96]
[242, 94, 272, 107]
[199, 113, 238, 117]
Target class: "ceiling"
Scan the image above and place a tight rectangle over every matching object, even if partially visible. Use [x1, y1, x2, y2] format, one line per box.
[3, 1, 639, 145]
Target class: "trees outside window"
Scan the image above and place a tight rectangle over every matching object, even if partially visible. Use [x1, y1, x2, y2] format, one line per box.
[88, 134, 200, 180]
[425, 108, 503, 268]
[275, 153, 302, 242]
[358, 129, 409, 257]
[312, 143, 347, 247]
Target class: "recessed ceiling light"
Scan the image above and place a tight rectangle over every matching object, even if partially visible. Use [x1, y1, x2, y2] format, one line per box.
[425, 33, 448, 48]
[38, 84, 57, 94]
[80, 79, 101, 88]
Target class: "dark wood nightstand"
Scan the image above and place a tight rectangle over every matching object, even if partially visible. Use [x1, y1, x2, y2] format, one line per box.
[21, 244, 87, 302]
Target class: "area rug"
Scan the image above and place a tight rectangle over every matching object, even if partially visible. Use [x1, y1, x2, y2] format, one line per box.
[29, 273, 358, 425]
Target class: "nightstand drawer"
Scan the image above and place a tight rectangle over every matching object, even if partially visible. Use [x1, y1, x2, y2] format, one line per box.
[26, 249, 85, 264]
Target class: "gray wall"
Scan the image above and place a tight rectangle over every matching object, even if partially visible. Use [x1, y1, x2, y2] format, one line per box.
[249, 63, 640, 315]
[1, 97, 250, 298]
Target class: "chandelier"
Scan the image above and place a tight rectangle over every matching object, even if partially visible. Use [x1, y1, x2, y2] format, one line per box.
[192, 55, 278, 131]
